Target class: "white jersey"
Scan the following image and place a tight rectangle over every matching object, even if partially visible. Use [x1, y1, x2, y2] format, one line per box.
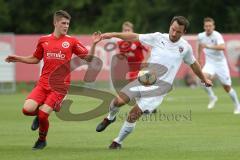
[198, 31, 226, 62]
[139, 32, 196, 84]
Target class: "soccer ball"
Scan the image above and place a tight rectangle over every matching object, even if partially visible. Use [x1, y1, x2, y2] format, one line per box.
[138, 69, 157, 86]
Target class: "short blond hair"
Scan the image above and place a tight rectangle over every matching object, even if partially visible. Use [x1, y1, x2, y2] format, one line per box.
[204, 17, 215, 24]
[122, 21, 134, 29]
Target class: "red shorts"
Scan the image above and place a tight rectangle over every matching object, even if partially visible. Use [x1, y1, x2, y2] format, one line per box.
[27, 85, 66, 112]
[126, 71, 139, 81]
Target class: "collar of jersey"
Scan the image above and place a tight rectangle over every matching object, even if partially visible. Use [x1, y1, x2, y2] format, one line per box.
[51, 33, 65, 40]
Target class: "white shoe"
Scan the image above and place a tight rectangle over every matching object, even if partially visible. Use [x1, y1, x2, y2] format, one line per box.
[234, 106, 240, 115]
[208, 96, 218, 109]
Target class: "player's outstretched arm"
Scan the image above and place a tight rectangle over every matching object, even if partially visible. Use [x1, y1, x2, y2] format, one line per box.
[5, 55, 40, 64]
[190, 61, 213, 87]
[84, 31, 102, 62]
[200, 43, 225, 51]
[102, 32, 139, 42]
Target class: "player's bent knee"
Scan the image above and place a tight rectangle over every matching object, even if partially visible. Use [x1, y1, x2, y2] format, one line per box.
[223, 85, 231, 93]
[39, 104, 53, 115]
[22, 108, 31, 115]
[22, 107, 37, 116]
[113, 97, 122, 107]
[23, 99, 38, 112]
[115, 93, 130, 106]
[22, 102, 38, 115]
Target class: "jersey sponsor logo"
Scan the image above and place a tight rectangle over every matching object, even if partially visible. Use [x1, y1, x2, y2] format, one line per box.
[62, 41, 70, 48]
[47, 51, 66, 60]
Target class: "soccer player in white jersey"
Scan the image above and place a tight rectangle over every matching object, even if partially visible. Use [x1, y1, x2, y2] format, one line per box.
[197, 17, 240, 113]
[96, 16, 212, 149]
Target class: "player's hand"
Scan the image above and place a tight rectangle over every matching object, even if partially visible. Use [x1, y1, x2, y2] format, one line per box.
[101, 33, 114, 39]
[92, 31, 102, 44]
[202, 78, 213, 87]
[5, 55, 19, 63]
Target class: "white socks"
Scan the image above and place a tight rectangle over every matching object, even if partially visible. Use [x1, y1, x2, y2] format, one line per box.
[107, 100, 119, 121]
[114, 121, 136, 144]
[204, 86, 216, 99]
[228, 88, 240, 108]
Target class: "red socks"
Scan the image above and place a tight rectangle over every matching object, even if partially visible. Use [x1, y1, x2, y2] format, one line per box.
[38, 110, 49, 141]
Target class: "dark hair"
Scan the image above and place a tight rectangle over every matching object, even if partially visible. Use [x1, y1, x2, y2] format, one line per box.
[203, 17, 215, 24]
[170, 16, 189, 32]
[54, 10, 71, 22]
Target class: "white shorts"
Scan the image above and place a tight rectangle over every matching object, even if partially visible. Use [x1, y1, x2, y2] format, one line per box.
[135, 95, 165, 113]
[120, 78, 171, 113]
[202, 61, 231, 86]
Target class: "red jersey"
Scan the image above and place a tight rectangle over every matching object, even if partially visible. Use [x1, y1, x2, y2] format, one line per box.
[33, 33, 88, 90]
[117, 41, 148, 81]
[117, 41, 147, 63]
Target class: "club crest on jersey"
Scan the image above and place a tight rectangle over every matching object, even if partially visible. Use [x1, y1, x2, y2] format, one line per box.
[179, 46, 184, 53]
[62, 41, 70, 48]
[131, 43, 137, 50]
[211, 39, 217, 44]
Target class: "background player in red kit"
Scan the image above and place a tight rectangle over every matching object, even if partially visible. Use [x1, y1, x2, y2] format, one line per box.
[117, 21, 149, 81]
[5, 10, 102, 150]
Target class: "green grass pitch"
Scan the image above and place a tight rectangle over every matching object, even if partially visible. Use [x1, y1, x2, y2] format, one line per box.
[0, 86, 240, 160]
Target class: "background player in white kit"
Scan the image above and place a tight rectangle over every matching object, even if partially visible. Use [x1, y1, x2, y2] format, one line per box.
[96, 16, 213, 149]
[197, 17, 240, 114]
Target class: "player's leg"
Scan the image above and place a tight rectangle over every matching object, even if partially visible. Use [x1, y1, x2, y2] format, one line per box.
[22, 85, 47, 115]
[109, 105, 142, 149]
[22, 99, 39, 116]
[96, 92, 130, 132]
[203, 73, 218, 109]
[32, 91, 65, 150]
[32, 104, 53, 150]
[22, 85, 47, 131]
[109, 95, 164, 149]
[22, 99, 40, 131]
[202, 63, 218, 109]
[108, 92, 130, 119]
[222, 85, 240, 112]
[217, 65, 240, 114]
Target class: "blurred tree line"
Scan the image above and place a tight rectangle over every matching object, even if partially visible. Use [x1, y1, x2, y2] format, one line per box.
[0, 0, 240, 34]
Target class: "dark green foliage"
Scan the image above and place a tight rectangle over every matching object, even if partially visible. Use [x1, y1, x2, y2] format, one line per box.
[1, 0, 240, 34]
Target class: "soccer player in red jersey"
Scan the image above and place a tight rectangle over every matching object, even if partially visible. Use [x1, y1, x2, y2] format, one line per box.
[117, 21, 149, 81]
[5, 10, 102, 150]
